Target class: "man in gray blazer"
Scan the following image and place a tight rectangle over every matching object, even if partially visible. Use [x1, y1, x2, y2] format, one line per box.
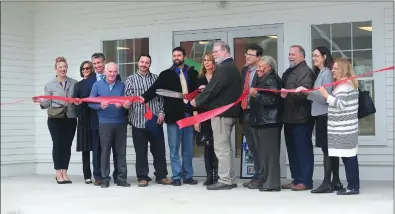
[191, 41, 242, 190]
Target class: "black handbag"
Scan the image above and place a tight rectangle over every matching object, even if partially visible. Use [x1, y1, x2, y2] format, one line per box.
[358, 90, 376, 119]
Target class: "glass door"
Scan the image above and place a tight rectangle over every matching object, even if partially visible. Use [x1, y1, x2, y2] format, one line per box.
[227, 26, 286, 178]
[173, 31, 227, 176]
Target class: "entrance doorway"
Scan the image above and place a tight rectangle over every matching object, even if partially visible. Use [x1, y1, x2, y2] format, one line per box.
[173, 24, 286, 178]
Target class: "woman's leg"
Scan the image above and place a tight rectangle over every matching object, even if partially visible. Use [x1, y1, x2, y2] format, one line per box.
[311, 146, 333, 193]
[82, 151, 92, 181]
[211, 142, 219, 183]
[340, 156, 360, 193]
[62, 118, 77, 182]
[47, 118, 64, 182]
[203, 144, 214, 185]
[331, 156, 343, 190]
[259, 127, 281, 190]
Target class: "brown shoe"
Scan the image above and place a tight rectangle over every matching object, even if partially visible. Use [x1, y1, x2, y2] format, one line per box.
[138, 180, 149, 187]
[94, 180, 102, 186]
[156, 178, 172, 185]
[291, 184, 310, 191]
[281, 183, 294, 189]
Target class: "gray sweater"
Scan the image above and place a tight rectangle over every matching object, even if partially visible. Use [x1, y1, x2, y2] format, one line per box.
[307, 67, 333, 116]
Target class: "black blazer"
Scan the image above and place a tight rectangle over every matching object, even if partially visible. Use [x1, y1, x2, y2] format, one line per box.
[249, 70, 283, 127]
[86, 74, 121, 129]
[195, 58, 242, 118]
[142, 65, 198, 124]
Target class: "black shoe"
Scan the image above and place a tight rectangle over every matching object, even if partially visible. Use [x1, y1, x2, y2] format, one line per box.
[207, 182, 237, 190]
[332, 181, 344, 191]
[113, 178, 119, 184]
[183, 178, 198, 185]
[336, 188, 359, 195]
[55, 177, 66, 184]
[247, 177, 265, 189]
[101, 181, 110, 188]
[243, 177, 258, 187]
[172, 179, 182, 186]
[311, 182, 334, 193]
[203, 174, 214, 186]
[116, 181, 131, 187]
[259, 187, 281, 192]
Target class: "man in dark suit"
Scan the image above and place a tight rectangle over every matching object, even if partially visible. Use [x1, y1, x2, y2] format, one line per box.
[88, 53, 121, 185]
[191, 41, 243, 190]
[240, 44, 265, 189]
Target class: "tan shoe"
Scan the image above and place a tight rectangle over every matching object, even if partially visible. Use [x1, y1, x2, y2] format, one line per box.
[156, 178, 172, 185]
[291, 184, 311, 191]
[281, 183, 295, 189]
[138, 180, 149, 187]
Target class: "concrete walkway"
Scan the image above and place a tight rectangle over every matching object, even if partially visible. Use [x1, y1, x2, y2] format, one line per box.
[1, 175, 393, 214]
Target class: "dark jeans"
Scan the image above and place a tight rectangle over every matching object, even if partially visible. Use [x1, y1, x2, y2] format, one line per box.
[92, 129, 118, 181]
[47, 117, 77, 170]
[284, 122, 314, 188]
[242, 112, 261, 176]
[98, 123, 127, 183]
[342, 156, 360, 191]
[131, 125, 168, 182]
[82, 151, 92, 180]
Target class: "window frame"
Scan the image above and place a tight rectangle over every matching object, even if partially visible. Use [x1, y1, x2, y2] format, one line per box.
[308, 16, 387, 146]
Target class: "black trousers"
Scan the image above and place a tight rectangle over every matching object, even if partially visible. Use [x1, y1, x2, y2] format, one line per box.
[99, 123, 127, 183]
[82, 151, 92, 180]
[132, 125, 168, 181]
[47, 117, 77, 170]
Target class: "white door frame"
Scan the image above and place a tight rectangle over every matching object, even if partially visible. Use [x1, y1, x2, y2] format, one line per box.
[172, 24, 286, 178]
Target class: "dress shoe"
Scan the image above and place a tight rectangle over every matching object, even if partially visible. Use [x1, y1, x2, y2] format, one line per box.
[311, 182, 333, 193]
[156, 178, 172, 185]
[117, 181, 131, 187]
[259, 187, 281, 192]
[94, 180, 102, 186]
[172, 179, 182, 186]
[183, 178, 198, 185]
[207, 182, 237, 190]
[55, 177, 66, 184]
[64, 180, 72, 184]
[243, 177, 257, 187]
[336, 188, 359, 195]
[101, 181, 109, 188]
[85, 179, 92, 184]
[332, 181, 344, 191]
[281, 183, 294, 189]
[291, 184, 311, 191]
[138, 180, 149, 187]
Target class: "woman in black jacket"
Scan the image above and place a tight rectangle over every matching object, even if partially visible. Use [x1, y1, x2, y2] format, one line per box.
[194, 52, 219, 185]
[72, 61, 94, 184]
[248, 56, 283, 191]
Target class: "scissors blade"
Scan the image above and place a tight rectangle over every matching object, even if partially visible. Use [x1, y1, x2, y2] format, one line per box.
[156, 89, 184, 99]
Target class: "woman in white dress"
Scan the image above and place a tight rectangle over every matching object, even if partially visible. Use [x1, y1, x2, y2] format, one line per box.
[318, 58, 360, 195]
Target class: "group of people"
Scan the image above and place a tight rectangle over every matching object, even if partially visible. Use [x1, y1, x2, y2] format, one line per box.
[32, 40, 361, 195]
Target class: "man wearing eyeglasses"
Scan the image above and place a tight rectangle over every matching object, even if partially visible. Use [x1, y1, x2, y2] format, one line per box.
[240, 44, 265, 189]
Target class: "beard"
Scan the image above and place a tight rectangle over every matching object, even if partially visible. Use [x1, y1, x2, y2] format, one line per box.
[289, 61, 296, 68]
[139, 66, 148, 72]
[173, 59, 184, 66]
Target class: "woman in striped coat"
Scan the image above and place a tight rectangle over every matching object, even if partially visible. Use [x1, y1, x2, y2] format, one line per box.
[318, 58, 360, 195]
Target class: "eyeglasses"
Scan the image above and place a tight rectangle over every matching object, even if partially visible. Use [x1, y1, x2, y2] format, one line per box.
[245, 53, 257, 57]
[82, 67, 91, 70]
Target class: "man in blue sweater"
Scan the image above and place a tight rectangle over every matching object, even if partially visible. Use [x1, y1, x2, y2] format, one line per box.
[89, 62, 131, 188]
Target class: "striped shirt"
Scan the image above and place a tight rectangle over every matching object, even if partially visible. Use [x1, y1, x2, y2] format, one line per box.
[327, 81, 359, 157]
[124, 71, 164, 128]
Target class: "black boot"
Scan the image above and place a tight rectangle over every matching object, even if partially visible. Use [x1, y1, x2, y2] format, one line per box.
[212, 147, 219, 184]
[311, 153, 333, 193]
[203, 145, 214, 186]
[330, 157, 343, 191]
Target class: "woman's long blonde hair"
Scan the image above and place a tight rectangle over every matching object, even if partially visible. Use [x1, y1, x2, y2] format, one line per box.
[334, 58, 358, 89]
[199, 52, 215, 78]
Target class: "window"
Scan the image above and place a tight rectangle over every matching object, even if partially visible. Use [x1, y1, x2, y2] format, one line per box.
[103, 38, 150, 137]
[102, 38, 150, 81]
[311, 21, 374, 135]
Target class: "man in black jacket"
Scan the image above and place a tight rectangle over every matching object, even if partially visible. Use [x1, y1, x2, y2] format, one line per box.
[142, 47, 199, 186]
[191, 41, 243, 190]
[280, 45, 315, 191]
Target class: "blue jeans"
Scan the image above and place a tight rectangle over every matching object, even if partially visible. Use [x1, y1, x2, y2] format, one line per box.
[166, 121, 194, 181]
[284, 122, 314, 188]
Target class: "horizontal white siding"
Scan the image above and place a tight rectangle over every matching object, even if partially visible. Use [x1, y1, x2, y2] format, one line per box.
[31, 2, 394, 180]
[1, 2, 36, 176]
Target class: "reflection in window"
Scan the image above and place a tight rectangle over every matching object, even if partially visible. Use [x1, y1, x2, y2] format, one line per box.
[311, 21, 375, 135]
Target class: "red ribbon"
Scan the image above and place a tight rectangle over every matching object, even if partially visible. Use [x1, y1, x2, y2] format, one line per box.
[31, 95, 153, 120]
[176, 65, 394, 129]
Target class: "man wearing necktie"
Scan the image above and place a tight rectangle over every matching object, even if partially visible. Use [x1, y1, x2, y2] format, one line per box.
[141, 47, 199, 186]
[86, 53, 121, 186]
[190, 41, 243, 190]
[240, 44, 265, 189]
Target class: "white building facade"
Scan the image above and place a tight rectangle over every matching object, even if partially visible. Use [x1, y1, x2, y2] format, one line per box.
[1, 1, 394, 181]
